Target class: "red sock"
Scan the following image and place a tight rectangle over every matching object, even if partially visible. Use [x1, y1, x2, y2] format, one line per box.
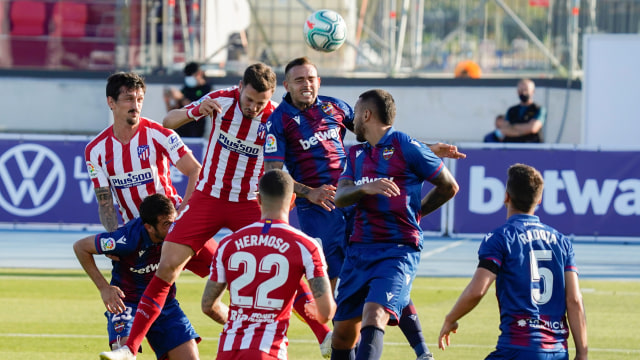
[293, 279, 331, 343]
[125, 275, 172, 355]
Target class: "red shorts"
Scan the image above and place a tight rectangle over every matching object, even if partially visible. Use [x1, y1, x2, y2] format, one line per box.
[216, 349, 279, 360]
[166, 190, 260, 254]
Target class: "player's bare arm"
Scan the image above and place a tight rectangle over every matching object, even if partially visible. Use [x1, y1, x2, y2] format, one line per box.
[265, 160, 336, 210]
[163, 97, 223, 129]
[420, 167, 459, 216]
[201, 280, 229, 325]
[73, 236, 126, 314]
[427, 142, 467, 159]
[307, 276, 336, 324]
[174, 152, 202, 213]
[95, 186, 118, 232]
[565, 271, 588, 360]
[438, 267, 496, 350]
[335, 178, 400, 207]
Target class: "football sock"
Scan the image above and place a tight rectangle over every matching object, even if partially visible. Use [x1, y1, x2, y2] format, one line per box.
[292, 279, 331, 343]
[399, 300, 430, 356]
[356, 326, 384, 360]
[125, 275, 171, 355]
[330, 347, 355, 360]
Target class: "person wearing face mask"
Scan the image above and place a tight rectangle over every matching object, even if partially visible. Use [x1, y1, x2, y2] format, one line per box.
[163, 62, 212, 138]
[498, 78, 546, 143]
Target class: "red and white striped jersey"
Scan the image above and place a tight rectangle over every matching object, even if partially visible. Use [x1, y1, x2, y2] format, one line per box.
[185, 86, 277, 202]
[210, 219, 327, 359]
[85, 117, 191, 223]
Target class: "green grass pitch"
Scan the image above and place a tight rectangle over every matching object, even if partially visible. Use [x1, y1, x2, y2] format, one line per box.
[1, 268, 639, 359]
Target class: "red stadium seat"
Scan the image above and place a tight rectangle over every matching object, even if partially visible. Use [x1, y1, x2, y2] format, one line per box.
[52, 1, 88, 38]
[9, 0, 48, 67]
[9, 0, 46, 36]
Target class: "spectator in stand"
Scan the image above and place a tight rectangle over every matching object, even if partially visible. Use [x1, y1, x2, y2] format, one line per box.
[498, 79, 546, 143]
[164, 62, 212, 138]
[484, 115, 506, 143]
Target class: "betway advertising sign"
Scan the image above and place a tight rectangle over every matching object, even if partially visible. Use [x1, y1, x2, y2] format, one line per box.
[452, 146, 640, 239]
[0, 135, 203, 226]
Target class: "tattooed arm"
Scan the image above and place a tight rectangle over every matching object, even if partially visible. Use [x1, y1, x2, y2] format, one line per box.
[95, 187, 118, 232]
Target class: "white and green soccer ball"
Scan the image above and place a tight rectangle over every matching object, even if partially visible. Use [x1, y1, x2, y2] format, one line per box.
[303, 9, 347, 53]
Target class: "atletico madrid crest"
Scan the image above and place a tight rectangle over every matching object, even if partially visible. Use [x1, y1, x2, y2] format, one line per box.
[137, 145, 150, 161]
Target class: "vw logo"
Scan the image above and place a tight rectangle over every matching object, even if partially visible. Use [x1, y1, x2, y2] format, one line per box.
[0, 143, 66, 216]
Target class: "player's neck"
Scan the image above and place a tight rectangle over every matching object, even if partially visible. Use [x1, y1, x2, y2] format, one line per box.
[261, 210, 289, 223]
[112, 119, 139, 144]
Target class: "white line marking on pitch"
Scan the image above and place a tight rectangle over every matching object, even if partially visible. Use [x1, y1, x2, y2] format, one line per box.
[421, 239, 470, 259]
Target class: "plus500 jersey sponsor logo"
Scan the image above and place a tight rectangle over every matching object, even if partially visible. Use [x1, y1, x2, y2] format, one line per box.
[218, 131, 261, 157]
[110, 169, 154, 189]
[469, 166, 640, 216]
[299, 128, 340, 150]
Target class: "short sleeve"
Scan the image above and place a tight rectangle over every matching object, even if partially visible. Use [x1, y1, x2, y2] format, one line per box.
[478, 231, 506, 269]
[402, 138, 443, 181]
[264, 112, 286, 161]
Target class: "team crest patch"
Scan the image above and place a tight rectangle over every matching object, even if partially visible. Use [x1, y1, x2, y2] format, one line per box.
[257, 122, 267, 140]
[100, 237, 116, 252]
[137, 145, 150, 161]
[382, 147, 395, 160]
[114, 322, 126, 333]
[321, 103, 337, 116]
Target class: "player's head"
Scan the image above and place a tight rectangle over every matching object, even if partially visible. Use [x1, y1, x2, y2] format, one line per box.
[283, 57, 320, 111]
[354, 89, 396, 142]
[139, 194, 177, 242]
[505, 163, 544, 213]
[257, 169, 295, 215]
[238, 63, 276, 118]
[517, 78, 535, 104]
[183, 61, 204, 87]
[106, 72, 146, 126]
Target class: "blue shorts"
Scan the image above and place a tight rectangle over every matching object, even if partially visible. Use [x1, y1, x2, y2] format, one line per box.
[486, 348, 568, 360]
[296, 202, 354, 279]
[333, 243, 420, 324]
[106, 297, 200, 359]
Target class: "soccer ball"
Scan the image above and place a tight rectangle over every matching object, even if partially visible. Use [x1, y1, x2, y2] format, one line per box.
[303, 9, 347, 53]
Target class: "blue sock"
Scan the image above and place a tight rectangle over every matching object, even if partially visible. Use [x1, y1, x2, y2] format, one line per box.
[331, 347, 355, 360]
[399, 300, 430, 356]
[356, 326, 384, 360]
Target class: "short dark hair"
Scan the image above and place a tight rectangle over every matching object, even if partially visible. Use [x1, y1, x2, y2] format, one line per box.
[139, 194, 175, 227]
[506, 163, 544, 212]
[284, 57, 316, 79]
[358, 89, 396, 126]
[184, 62, 200, 76]
[259, 169, 293, 200]
[106, 72, 146, 100]
[242, 63, 277, 93]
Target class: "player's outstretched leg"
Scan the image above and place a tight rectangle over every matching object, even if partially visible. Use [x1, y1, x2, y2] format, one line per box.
[399, 299, 433, 360]
[292, 279, 333, 358]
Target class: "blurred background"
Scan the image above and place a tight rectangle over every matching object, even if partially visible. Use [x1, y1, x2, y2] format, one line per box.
[0, 0, 633, 77]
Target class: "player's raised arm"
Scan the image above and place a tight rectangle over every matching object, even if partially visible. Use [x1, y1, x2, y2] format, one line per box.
[163, 97, 223, 129]
[173, 152, 202, 213]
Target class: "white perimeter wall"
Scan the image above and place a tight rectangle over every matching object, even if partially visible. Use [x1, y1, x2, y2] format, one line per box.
[0, 77, 583, 144]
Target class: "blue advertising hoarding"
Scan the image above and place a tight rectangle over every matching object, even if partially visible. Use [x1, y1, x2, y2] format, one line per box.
[451, 145, 640, 239]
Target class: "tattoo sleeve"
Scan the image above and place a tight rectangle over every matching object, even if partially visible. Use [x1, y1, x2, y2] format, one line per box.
[95, 187, 118, 232]
[308, 276, 331, 300]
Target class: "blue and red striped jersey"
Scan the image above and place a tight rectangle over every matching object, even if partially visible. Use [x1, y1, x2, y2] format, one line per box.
[94, 218, 176, 304]
[264, 94, 354, 197]
[339, 128, 443, 249]
[479, 214, 577, 352]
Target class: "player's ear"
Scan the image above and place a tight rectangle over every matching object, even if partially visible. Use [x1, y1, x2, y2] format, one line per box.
[238, 80, 244, 92]
[289, 193, 296, 211]
[256, 193, 262, 206]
